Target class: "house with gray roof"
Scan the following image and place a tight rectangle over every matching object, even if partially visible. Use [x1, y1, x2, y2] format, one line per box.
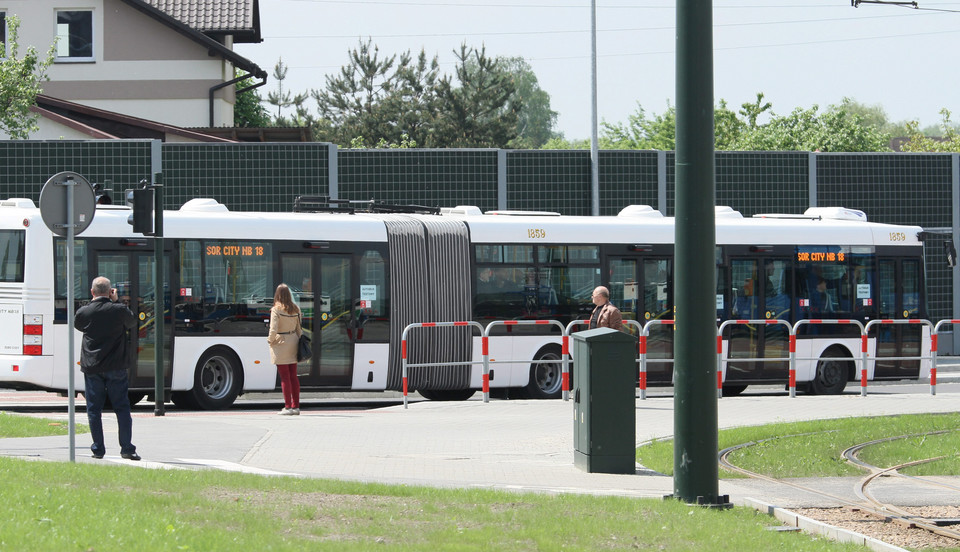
[1, 0, 266, 140]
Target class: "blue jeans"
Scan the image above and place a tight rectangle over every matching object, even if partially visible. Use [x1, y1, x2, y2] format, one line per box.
[84, 370, 136, 456]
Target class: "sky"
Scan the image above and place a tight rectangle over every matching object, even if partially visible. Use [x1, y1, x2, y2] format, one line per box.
[235, 0, 960, 140]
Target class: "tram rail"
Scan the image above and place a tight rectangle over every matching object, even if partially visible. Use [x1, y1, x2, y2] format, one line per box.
[719, 431, 960, 546]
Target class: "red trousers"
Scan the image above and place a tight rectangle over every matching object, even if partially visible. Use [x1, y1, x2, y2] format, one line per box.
[277, 364, 300, 408]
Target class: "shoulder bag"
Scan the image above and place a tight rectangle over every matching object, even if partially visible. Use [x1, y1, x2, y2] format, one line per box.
[296, 313, 312, 362]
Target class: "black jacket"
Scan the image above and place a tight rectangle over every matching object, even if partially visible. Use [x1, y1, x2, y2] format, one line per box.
[75, 297, 137, 374]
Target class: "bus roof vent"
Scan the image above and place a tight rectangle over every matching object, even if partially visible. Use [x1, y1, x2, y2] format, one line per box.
[0, 198, 37, 209]
[440, 205, 483, 216]
[617, 205, 663, 218]
[180, 198, 229, 212]
[803, 207, 867, 222]
[715, 206, 743, 219]
[485, 210, 561, 216]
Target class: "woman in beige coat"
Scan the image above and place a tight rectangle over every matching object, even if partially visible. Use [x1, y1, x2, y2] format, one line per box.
[267, 283, 302, 415]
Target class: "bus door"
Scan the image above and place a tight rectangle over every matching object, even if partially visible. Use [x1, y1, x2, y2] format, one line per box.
[609, 256, 673, 381]
[875, 257, 923, 378]
[281, 254, 353, 387]
[94, 251, 172, 390]
[726, 257, 792, 382]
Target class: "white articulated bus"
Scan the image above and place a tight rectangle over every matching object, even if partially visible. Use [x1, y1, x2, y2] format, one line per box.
[0, 197, 930, 408]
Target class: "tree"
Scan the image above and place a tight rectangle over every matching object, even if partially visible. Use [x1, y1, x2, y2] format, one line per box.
[0, 16, 55, 139]
[430, 44, 520, 148]
[594, 93, 891, 152]
[900, 109, 960, 152]
[233, 71, 271, 127]
[311, 39, 419, 146]
[500, 57, 558, 149]
[266, 58, 307, 124]
[730, 104, 891, 152]
[599, 103, 677, 150]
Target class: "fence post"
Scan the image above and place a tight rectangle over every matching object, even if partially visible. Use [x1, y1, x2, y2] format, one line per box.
[862, 319, 934, 398]
[482, 332, 490, 403]
[564, 320, 590, 402]
[929, 319, 960, 396]
[788, 333, 797, 398]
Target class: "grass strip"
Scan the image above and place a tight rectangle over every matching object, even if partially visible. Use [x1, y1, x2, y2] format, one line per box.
[0, 457, 871, 552]
[637, 412, 960, 479]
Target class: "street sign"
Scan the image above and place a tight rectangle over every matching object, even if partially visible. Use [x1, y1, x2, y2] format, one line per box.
[39, 171, 96, 237]
[38, 171, 97, 463]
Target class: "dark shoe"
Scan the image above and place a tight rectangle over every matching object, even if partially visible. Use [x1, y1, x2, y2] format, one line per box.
[121, 452, 141, 461]
[91, 452, 104, 459]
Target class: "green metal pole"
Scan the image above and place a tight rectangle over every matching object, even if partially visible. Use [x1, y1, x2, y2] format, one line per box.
[153, 173, 165, 416]
[673, 0, 721, 504]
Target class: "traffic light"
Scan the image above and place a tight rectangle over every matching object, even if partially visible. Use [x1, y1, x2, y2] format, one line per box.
[125, 186, 154, 235]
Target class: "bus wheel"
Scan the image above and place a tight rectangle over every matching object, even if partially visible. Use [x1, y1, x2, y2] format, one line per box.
[417, 389, 476, 401]
[721, 384, 747, 397]
[810, 352, 850, 395]
[524, 345, 564, 399]
[170, 391, 198, 409]
[189, 347, 243, 410]
[127, 392, 147, 405]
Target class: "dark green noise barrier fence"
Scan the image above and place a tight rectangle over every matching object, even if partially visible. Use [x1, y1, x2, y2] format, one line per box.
[0, 141, 956, 324]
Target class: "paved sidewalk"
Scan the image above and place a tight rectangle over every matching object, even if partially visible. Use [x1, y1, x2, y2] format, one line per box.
[3, 388, 958, 508]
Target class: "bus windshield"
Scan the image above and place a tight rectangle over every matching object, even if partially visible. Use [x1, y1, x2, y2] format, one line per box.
[0, 230, 25, 282]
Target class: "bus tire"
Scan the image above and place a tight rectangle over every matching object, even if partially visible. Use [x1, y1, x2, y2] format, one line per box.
[524, 345, 564, 399]
[170, 391, 198, 409]
[127, 392, 146, 405]
[417, 389, 476, 401]
[721, 384, 747, 397]
[810, 350, 851, 395]
[188, 347, 243, 410]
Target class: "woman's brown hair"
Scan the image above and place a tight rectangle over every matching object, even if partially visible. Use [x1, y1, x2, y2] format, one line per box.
[273, 283, 300, 315]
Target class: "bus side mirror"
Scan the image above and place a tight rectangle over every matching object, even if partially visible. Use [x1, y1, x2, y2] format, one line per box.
[946, 240, 957, 268]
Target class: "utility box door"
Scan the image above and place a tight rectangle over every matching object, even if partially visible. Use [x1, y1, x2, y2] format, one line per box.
[572, 327, 637, 474]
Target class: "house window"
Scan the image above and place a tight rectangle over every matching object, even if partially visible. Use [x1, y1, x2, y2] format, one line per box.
[1, 12, 7, 59]
[55, 10, 94, 61]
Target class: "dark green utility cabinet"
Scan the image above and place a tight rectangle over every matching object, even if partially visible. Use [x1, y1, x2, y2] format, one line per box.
[572, 327, 637, 474]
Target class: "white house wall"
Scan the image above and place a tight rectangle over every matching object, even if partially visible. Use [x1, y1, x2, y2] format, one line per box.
[3, 0, 236, 129]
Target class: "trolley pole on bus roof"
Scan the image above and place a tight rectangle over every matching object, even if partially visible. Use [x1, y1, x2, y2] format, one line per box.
[673, 0, 726, 506]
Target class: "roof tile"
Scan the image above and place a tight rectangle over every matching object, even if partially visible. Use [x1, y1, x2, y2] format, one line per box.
[142, 0, 255, 33]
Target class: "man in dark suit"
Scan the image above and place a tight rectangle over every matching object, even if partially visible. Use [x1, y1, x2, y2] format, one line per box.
[75, 276, 140, 461]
